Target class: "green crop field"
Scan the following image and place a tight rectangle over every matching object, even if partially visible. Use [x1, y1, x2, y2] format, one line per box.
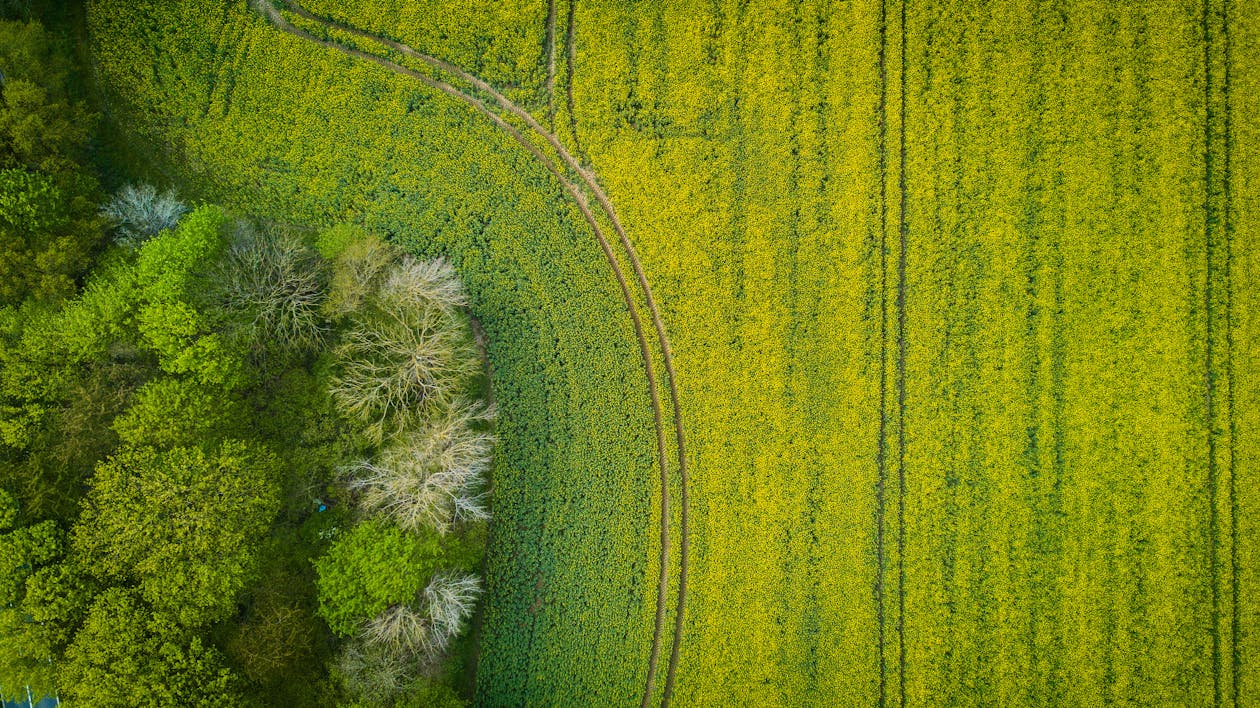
[84, 0, 1257, 704]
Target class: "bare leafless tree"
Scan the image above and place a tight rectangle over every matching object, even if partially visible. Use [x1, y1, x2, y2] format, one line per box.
[334, 636, 414, 700]
[329, 304, 478, 443]
[423, 571, 482, 641]
[359, 572, 482, 665]
[362, 603, 443, 659]
[344, 400, 494, 533]
[378, 256, 469, 316]
[209, 223, 329, 354]
[101, 183, 187, 248]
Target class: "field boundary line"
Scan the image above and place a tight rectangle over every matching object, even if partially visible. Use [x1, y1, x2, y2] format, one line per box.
[254, 2, 691, 705]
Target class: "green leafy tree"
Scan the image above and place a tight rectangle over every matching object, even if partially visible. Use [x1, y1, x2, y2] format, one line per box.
[0, 518, 59, 605]
[223, 570, 321, 692]
[59, 588, 240, 707]
[133, 206, 249, 388]
[0, 486, 14, 529]
[314, 518, 445, 637]
[0, 491, 67, 696]
[0, 259, 148, 521]
[0, 19, 94, 174]
[23, 561, 93, 645]
[8, 251, 143, 372]
[133, 206, 226, 302]
[0, 605, 56, 697]
[0, 1, 32, 21]
[0, 308, 59, 452]
[111, 377, 247, 449]
[0, 19, 104, 305]
[0, 561, 91, 696]
[72, 441, 280, 627]
[323, 230, 394, 317]
[0, 167, 99, 303]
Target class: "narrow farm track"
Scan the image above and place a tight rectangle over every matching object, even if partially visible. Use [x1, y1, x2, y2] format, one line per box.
[252, 2, 691, 705]
[563, 0, 589, 166]
[894, 0, 909, 701]
[873, 0, 891, 698]
[544, 0, 557, 130]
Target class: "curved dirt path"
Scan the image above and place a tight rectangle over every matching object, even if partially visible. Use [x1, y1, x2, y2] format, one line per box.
[253, 2, 691, 705]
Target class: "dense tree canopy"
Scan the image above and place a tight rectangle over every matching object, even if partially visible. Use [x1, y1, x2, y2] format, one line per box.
[0, 214, 492, 705]
[0, 19, 103, 305]
[0, 206, 231, 521]
[0, 200, 325, 700]
[59, 588, 240, 706]
[0, 30, 494, 692]
[0, 19, 93, 174]
[73, 441, 281, 628]
[315, 517, 445, 637]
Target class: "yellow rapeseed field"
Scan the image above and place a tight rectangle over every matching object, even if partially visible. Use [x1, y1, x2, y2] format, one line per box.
[88, 0, 1257, 704]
